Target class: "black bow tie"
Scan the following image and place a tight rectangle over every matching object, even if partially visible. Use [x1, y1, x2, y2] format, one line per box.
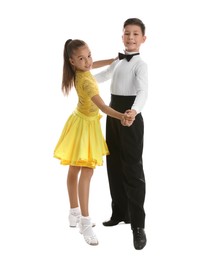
[118, 52, 139, 62]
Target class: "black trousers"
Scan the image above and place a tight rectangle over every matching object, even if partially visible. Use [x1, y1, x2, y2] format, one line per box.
[106, 95, 146, 229]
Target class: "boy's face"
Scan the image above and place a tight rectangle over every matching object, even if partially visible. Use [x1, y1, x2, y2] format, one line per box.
[122, 24, 146, 52]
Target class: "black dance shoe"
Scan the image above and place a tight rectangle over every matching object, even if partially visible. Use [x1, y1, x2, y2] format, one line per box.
[102, 219, 130, 227]
[133, 228, 147, 250]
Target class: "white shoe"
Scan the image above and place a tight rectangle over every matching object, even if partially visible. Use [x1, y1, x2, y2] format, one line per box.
[69, 213, 80, 227]
[69, 214, 96, 228]
[79, 217, 98, 246]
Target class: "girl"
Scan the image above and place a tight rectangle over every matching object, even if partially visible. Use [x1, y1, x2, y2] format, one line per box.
[53, 39, 133, 246]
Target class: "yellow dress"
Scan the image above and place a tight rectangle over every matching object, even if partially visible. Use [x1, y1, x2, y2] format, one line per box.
[53, 70, 109, 168]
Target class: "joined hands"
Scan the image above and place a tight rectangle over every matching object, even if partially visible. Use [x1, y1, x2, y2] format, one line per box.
[121, 109, 137, 127]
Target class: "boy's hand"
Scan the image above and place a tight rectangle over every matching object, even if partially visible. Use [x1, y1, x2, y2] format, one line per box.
[125, 109, 137, 118]
[121, 109, 136, 126]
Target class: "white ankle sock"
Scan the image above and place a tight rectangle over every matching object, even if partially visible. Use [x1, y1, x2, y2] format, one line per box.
[70, 207, 80, 216]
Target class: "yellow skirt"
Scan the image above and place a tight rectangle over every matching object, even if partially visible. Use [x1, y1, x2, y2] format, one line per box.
[54, 109, 109, 168]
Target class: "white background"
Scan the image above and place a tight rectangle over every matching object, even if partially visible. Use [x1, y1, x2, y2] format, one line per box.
[0, 0, 209, 259]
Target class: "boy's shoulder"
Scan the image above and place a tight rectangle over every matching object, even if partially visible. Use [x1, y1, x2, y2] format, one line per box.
[135, 55, 147, 67]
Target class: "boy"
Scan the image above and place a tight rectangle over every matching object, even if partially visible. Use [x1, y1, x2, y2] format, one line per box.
[94, 18, 148, 250]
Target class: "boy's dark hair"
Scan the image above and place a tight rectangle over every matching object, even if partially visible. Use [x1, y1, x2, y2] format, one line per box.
[123, 18, 145, 36]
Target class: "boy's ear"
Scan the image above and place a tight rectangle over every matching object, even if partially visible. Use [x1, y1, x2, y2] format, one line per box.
[142, 36, 147, 43]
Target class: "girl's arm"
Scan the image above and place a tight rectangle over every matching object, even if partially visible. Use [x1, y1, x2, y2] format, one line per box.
[92, 57, 118, 69]
[91, 94, 134, 124]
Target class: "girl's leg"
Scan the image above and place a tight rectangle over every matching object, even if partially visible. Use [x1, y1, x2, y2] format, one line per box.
[67, 166, 80, 207]
[79, 167, 98, 245]
[67, 166, 81, 227]
[78, 167, 93, 216]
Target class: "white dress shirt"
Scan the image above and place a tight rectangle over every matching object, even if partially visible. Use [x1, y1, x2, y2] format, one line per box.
[94, 54, 148, 114]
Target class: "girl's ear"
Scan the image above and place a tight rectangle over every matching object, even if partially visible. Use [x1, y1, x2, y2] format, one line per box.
[69, 58, 74, 66]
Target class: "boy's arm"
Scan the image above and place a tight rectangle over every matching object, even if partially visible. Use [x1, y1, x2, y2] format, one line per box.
[93, 58, 119, 83]
[131, 63, 148, 114]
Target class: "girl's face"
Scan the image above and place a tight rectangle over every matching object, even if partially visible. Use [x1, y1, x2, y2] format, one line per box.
[122, 25, 146, 52]
[69, 44, 93, 71]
